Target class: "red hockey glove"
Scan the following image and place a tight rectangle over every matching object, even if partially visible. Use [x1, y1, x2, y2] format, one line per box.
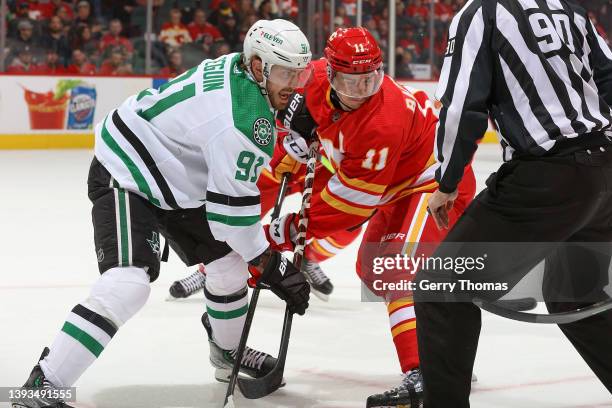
[264, 213, 298, 252]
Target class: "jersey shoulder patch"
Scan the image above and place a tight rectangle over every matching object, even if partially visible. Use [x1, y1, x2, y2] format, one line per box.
[228, 54, 275, 157]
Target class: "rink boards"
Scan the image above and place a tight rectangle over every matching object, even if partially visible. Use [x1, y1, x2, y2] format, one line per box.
[0, 75, 497, 149]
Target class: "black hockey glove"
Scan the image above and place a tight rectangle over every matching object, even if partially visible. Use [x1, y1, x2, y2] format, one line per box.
[249, 249, 310, 315]
[277, 92, 317, 143]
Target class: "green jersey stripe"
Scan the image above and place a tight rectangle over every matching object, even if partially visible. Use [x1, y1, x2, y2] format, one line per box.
[206, 304, 249, 320]
[139, 83, 197, 121]
[136, 89, 153, 101]
[117, 188, 130, 266]
[159, 66, 198, 93]
[101, 117, 161, 207]
[206, 212, 259, 226]
[61, 321, 105, 357]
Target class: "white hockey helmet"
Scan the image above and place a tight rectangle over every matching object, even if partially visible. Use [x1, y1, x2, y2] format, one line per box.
[243, 19, 312, 92]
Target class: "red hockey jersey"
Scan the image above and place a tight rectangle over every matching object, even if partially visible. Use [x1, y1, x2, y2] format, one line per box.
[305, 59, 440, 238]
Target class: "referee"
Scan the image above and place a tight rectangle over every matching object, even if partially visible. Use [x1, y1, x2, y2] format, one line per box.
[415, 0, 612, 406]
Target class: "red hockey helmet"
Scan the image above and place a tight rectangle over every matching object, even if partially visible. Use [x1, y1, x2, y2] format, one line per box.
[324, 27, 384, 98]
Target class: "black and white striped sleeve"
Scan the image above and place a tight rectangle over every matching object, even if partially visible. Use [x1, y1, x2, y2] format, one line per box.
[434, 0, 492, 193]
[585, 20, 612, 106]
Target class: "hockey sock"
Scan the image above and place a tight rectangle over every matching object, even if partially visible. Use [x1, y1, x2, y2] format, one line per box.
[387, 297, 419, 373]
[40, 266, 150, 387]
[306, 228, 361, 262]
[204, 285, 248, 350]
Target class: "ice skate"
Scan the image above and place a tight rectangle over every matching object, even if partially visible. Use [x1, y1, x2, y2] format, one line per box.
[366, 368, 423, 408]
[168, 264, 206, 300]
[202, 313, 283, 385]
[301, 258, 333, 301]
[11, 348, 74, 408]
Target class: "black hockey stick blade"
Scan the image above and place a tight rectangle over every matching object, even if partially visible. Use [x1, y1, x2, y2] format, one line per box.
[237, 309, 293, 399]
[492, 297, 537, 312]
[475, 298, 612, 324]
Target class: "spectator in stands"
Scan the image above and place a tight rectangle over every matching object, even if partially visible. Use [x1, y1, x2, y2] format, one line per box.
[236, 0, 256, 22]
[333, 5, 351, 29]
[240, 13, 259, 35]
[159, 7, 192, 49]
[20, 0, 54, 21]
[212, 41, 231, 59]
[8, 2, 39, 38]
[396, 47, 414, 79]
[209, 1, 235, 26]
[36, 49, 66, 74]
[72, 24, 100, 62]
[364, 18, 380, 43]
[7, 46, 38, 73]
[187, 9, 222, 43]
[7, 20, 40, 65]
[257, 0, 277, 20]
[102, 0, 136, 34]
[210, 0, 239, 12]
[39, 16, 71, 65]
[362, 0, 383, 19]
[54, 3, 74, 28]
[407, 0, 429, 19]
[218, 12, 240, 50]
[72, 1, 102, 37]
[159, 49, 186, 77]
[67, 48, 97, 74]
[278, 0, 298, 20]
[99, 19, 134, 57]
[435, 0, 454, 23]
[50, 0, 75, 21]
[98, 47, 133, 75]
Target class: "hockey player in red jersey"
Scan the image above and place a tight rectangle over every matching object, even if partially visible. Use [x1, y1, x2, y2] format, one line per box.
[265, 27, 477, 406]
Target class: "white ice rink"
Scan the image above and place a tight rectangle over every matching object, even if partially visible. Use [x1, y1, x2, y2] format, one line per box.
[1, 144, 611, 408]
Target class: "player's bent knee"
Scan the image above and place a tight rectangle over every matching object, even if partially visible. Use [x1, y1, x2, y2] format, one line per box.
[205, 253, 249, 296]
[82, 266, 151, 327]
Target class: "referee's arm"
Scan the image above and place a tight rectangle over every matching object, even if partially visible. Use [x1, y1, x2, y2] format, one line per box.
[586, 20, 612, 106]
[434, 0, 492, 193]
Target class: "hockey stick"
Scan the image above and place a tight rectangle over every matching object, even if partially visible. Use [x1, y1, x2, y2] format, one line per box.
[223, 173, 291, 408]
[492, 297, 537, 312]
[475, 298, 612, 324]
[237, 141, 320, 400]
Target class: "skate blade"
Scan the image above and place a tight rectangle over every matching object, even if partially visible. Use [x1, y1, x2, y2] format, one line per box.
[215, 368, 286, 387]
[215, 367, 232, 383]
[312, 289, 330, 302]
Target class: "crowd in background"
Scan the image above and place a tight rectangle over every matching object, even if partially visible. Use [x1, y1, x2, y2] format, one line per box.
[1, 0, 610, 79]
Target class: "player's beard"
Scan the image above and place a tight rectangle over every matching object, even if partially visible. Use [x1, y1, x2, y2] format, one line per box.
[268, 85, 294, 110]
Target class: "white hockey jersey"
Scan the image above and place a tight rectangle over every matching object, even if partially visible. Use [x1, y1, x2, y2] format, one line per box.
[94, 53, 275, 262]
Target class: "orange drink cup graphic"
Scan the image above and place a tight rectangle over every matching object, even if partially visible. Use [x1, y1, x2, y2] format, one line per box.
[24, 88, 70, 130]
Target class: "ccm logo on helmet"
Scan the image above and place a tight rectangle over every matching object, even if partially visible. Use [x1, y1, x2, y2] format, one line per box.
[353, 59, 372, 64]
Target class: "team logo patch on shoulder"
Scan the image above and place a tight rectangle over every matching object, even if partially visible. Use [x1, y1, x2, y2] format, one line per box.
[253, 117, 273, 146]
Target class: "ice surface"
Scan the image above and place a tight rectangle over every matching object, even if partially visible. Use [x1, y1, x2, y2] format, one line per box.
[1, 145, 610, 407]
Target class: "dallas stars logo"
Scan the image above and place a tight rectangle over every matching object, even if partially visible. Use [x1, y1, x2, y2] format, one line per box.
[146, 232, 161, 257]
[253, 117, 272, 146]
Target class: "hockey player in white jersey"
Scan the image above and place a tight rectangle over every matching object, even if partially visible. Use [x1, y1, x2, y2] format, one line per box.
[11, 19, 312, 408]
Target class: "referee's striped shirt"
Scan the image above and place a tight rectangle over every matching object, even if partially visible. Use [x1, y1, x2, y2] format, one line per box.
[434, 0, 612, 193]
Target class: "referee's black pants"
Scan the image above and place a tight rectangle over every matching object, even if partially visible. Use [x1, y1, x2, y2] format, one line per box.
[414, 147, 612, 407]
